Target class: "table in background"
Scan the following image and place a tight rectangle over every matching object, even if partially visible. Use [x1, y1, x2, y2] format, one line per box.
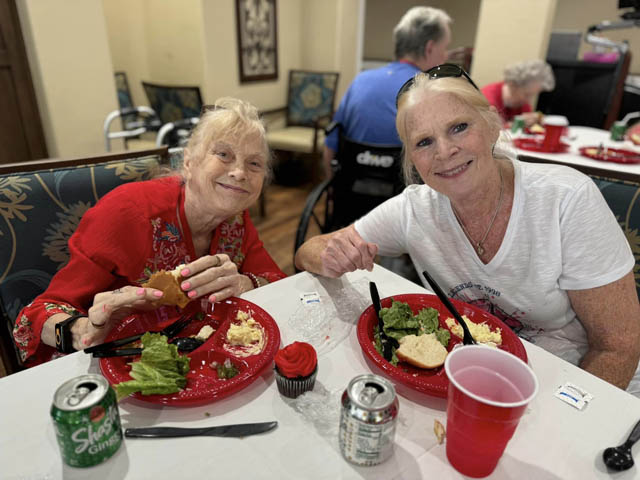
[1, 265, 640, 479]
[514, 125, 640, 179]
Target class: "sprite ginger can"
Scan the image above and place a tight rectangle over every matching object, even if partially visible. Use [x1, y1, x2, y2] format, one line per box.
[51, 374, 123, 468]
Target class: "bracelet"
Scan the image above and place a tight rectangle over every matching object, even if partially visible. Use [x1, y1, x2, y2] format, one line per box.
[246, 272, 263, 289]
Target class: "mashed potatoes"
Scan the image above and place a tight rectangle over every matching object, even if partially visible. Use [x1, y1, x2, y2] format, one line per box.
[224, 310, 265, 357]
[445, 316, 502, 345]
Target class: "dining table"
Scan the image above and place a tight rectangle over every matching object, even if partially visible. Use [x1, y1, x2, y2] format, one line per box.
[513, 125, 640, 178]
[2, 264, 640, 479]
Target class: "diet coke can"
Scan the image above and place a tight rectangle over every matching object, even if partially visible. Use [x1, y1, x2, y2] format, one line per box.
[339, 374, 399, 465]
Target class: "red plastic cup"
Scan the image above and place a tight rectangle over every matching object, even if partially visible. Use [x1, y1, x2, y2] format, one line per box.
[542, 115, 569, 151]
[444, 346, 538, 478]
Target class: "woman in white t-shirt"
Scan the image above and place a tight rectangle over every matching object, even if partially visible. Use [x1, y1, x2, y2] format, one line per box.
[295, 65, 640, 394]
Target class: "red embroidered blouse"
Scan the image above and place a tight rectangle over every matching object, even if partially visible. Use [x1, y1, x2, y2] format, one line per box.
[13, 176, 286, 366]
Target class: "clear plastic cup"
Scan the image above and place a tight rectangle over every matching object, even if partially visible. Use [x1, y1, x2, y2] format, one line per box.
[444, 346, 538, 478]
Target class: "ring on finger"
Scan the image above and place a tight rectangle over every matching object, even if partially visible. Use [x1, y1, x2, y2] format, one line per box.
[90, 319, 106, 329]
[213, 254, 221, 267]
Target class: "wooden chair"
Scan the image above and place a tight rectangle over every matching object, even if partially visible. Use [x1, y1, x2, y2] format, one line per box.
[0, 147, 169, 375]
[518, 155, 640, 299]
[262, 70, 340, 156]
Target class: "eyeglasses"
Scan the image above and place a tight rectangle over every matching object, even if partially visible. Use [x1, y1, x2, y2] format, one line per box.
[395, 63, 480, 108]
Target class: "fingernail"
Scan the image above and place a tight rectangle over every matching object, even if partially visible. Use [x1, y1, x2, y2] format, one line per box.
[188, 290, 198, 298]
[208, 295, 216, 303]
[136, 287, 145, 296]
[102, 304, 107, 312]
[83, 338, 90, 346]
[181, 281, 191, 290]
[153, 290, 163, 297]
[181, 268, 190, 276]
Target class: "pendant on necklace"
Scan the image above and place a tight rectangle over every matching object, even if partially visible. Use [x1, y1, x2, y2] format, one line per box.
[477, 244, 484, 256]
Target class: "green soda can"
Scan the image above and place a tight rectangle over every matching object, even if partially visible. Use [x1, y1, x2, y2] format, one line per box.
[610, 121, 627, 141]
[511, 116, 525, 133]
[50, 374, 123, 468]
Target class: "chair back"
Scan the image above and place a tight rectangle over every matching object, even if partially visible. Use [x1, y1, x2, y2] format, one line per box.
[114, 72, 137, 126]
[330, 124, 403, 229]
[538, 50, 632, 129]
[286, 70, 339, 128]
[142, 82, 203, 125]
[0, 147, 169, 373]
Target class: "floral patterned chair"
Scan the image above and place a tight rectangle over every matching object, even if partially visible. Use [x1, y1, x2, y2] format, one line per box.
[0, 147, 169, 374]
[263, 70, 340, 156]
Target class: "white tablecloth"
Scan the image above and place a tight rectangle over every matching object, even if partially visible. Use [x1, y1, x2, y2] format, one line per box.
[513, 125, 640, 176]
[2, 265, 640, 479]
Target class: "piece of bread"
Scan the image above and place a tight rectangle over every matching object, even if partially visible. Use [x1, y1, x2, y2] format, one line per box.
[142, 269, 190, 309]
[396, 333, 448, 369]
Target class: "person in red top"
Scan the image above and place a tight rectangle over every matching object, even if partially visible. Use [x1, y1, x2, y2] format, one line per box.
[481, 60, 555, 126]
[13, 97, 286, 367]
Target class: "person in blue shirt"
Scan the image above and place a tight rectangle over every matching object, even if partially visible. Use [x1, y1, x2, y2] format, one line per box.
[323, 6, 452, 177]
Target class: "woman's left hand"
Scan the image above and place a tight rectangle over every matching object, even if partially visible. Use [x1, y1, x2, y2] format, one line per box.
[178, 254, 253, 303]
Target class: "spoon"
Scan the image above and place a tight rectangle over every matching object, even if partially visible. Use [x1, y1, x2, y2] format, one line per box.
[603, 418, 640, 471]
[169, 336, 204, 352]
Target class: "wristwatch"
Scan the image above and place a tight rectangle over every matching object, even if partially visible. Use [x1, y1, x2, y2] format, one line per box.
[55, 314, 84, 353]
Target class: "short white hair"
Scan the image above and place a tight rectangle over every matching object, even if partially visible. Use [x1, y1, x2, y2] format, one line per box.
[393, 7, 452, 60]
[504, 60, 555, 90]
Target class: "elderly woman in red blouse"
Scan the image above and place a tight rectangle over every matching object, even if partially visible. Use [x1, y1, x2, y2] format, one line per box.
[13, 97, 286, 366]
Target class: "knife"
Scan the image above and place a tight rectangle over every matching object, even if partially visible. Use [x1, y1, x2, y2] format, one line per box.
[369, 281, 395, 361]
[124, 421, 278, 438]
[92, 347, 142, 358]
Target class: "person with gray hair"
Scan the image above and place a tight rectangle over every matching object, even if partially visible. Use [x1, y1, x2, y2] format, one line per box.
[481, 59, 555, 126]
[323, 6, 452, 178]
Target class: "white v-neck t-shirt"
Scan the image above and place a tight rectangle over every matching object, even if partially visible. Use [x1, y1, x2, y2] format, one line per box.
[355, 158, 634, 369]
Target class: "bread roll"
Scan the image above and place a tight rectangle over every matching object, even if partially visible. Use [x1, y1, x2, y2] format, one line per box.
[142, 269, 190, 309]
[396, 333, 448, 369]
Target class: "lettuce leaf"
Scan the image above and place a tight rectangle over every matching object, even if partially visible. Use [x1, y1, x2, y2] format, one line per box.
[115, 332, 190, 400]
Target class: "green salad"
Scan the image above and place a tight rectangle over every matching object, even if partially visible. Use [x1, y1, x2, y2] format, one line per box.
[114, 332, 190, 400]
[374, 299, 450, 366]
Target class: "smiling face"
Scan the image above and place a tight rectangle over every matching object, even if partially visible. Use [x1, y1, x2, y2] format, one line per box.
[184, 131, 267, 218]
[402, 90, 498, 201]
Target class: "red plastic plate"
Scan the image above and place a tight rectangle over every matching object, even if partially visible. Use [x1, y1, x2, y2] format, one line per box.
[579, 146, 640, 164]
[513, 137, 569, 153]
[356, 294, 528, 398]
[100, 297, 280, 406]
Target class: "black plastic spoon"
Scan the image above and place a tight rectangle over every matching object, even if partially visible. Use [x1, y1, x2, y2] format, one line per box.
[603, 418, 640, 471]
[170, 336, 204, 352]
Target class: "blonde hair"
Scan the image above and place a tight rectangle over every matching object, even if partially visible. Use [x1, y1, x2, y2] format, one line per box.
[395, 75, 503, 185]
[184, 97, 272, 182]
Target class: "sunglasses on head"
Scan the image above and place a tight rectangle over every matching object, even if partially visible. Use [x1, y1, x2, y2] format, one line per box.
[395, 63, 480, 108]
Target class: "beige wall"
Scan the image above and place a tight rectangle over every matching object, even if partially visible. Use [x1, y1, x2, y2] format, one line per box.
[16, 0, 118, 158]
[103, 0, 149, 106]
[472, 0, 557, 88]
[552, 0, 640, 73]
[363, 0, 481, 60]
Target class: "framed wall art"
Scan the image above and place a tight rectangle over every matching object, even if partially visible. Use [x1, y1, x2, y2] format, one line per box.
[235, 0, 279, 83]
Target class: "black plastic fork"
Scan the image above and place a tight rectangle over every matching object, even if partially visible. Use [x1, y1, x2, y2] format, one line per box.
[85, 314, 191, 354]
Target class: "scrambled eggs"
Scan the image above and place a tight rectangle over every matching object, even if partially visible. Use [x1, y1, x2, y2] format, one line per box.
[224, 310, 265, 357]
[445, 316, 502, 345]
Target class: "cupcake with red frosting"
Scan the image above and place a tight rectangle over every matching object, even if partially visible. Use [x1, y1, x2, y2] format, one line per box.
[274, 341, 318, 398]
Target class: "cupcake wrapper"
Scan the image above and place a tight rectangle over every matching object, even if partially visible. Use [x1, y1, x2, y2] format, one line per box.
[274, 366, 318, 398]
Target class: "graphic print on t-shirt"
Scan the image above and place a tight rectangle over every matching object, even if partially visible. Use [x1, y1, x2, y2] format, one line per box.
[448, 281, 525, 333]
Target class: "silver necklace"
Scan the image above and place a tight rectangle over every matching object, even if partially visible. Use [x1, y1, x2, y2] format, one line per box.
[452, 167, 504, 256]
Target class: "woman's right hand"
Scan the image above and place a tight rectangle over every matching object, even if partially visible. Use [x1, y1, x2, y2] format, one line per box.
[317, 225, 378, 278]
[75, 286, 165, 350]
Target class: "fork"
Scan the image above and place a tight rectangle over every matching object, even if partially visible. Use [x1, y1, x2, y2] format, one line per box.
[85, 314, 191, 354]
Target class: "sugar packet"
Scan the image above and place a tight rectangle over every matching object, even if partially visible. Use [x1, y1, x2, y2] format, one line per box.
[554, 382, 593, 410]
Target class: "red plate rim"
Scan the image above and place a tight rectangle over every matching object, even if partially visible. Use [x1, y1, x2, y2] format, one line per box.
[99, 297, 280, 407]
[356, 293, 528, 398]
[579, 145, 640, 164]
[513, 137, 569, 153]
